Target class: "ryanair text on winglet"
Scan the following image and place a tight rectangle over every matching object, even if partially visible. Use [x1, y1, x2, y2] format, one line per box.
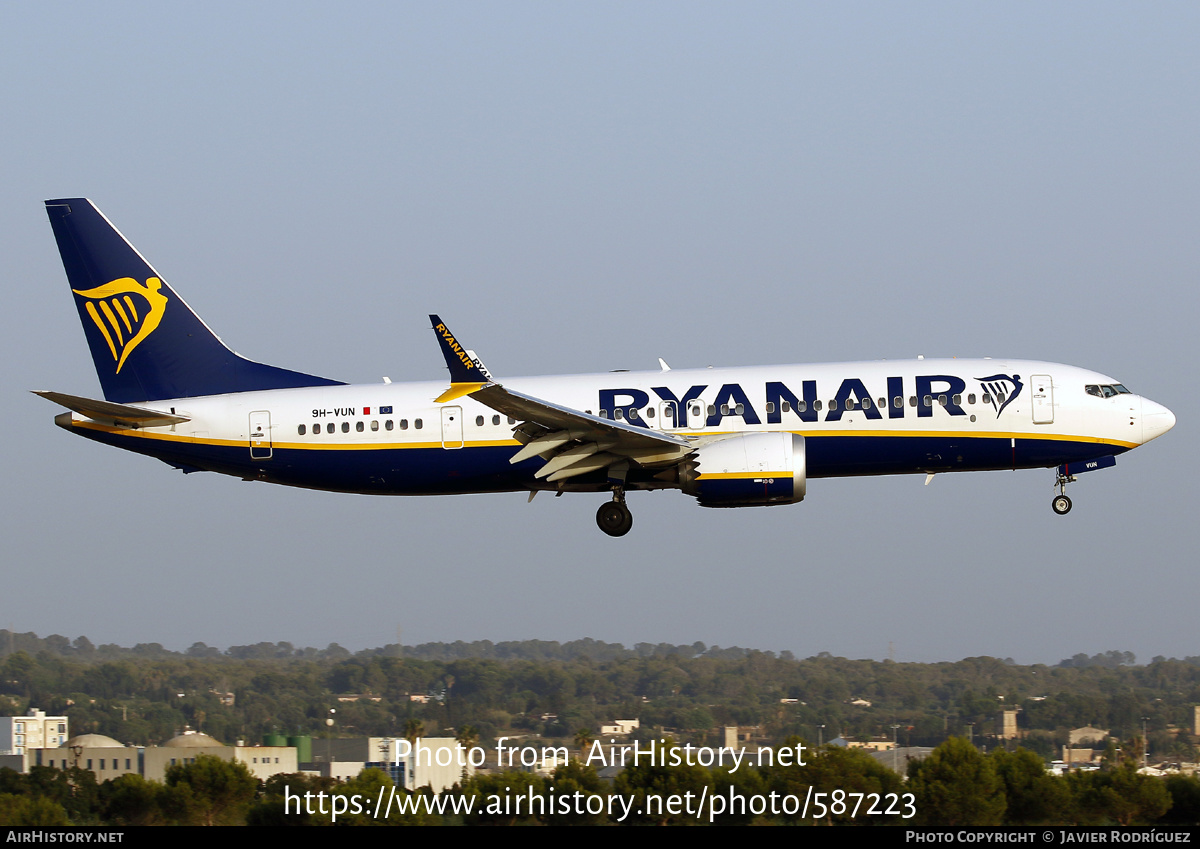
[435, 323, 476, 372]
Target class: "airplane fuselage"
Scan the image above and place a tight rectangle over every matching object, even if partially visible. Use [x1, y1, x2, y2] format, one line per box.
[58, 357, 1170, 496]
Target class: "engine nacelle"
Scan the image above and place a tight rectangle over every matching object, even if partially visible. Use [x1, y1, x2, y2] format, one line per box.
[680, 432, 806, 508]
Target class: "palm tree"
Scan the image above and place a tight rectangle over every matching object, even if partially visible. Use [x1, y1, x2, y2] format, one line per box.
[573, 727, 593, 761]
[455, 724, 480, 780]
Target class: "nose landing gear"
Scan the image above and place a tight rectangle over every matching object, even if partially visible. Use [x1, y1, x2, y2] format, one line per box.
[1052, 470, 1075, 515]
[597, 487, 633, 537]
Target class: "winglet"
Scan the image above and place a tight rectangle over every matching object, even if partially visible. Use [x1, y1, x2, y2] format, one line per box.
[429, 315, 493, 402]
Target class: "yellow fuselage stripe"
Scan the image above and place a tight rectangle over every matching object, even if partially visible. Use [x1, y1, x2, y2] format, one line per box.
[71, 420, 1138, 452]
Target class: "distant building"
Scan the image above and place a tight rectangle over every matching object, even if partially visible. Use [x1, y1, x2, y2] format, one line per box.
[997, 709, 1019, 740]
[846, 739, 895, 752]
[34, 734, 139, 781]
[304, 737, 471, 793]
[599, 720, 639, 736]
[1068, 726, 1109, 746]
[871, 746, 933, 775]
[142, 731, 296, 782]
[0, 709, 68, 755]
[1062, 747, 1102, 767]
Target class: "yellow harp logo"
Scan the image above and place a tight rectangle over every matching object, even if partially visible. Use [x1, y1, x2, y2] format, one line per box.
[72, 277, 169, 373]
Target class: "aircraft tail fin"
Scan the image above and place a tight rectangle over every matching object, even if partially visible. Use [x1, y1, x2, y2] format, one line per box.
[45, 198, 343, 403]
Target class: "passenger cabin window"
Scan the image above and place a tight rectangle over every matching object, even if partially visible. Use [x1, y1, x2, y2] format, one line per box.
[356, 421, 364, 432]
[894, 397, 903, 408]
[385, 420, 394, 431]
[371, 420, 379, 431]
[341, 422, 349, 432]
[765, 402, 776, 414]
[298, 424, 306, 435]
[967, 393, 976, 404]
[400, 420, 409, 430]
[492, 415, 501, 425]
[415, 418, 423, 429]
[476, 416, 484, 426]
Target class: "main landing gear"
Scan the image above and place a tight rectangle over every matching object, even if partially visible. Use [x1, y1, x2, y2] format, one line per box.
[1052, 469, 1074, 515]
[597, 487, 634, 537]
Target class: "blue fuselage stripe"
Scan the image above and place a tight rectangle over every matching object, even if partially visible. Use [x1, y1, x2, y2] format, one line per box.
[73, 427, 1125, 494]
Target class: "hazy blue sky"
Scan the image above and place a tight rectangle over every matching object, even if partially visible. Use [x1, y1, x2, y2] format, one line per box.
[3, 2, 1196, 664]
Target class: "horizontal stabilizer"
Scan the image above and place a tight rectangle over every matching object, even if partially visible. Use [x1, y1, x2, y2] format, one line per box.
[32, 390, 190, 428]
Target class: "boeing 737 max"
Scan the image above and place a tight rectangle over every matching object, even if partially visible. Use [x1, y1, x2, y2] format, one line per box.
[36, 199, 1176, 536]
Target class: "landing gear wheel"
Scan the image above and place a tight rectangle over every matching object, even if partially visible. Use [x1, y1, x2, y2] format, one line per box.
[597, 501, 633, 537]
[1052, 494, 1072, 515]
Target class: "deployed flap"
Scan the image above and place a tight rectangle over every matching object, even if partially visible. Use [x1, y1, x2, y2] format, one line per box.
[32, 390, 190, 428]
[428, 316, 693, 480]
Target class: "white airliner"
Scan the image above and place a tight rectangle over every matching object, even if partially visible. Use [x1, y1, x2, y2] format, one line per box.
[37, 199, 1175, 536]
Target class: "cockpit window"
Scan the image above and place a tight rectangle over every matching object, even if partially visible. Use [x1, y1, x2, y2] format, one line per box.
[1086, 383, 1131, 398]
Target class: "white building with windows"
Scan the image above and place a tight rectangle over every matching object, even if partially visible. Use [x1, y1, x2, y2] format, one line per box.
[142, 731, 297, 782]
[0, 709, 68, 755]
[34, 734, 140, 781]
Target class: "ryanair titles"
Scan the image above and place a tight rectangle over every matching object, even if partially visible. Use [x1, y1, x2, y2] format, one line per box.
[599, 373, 1022, 427]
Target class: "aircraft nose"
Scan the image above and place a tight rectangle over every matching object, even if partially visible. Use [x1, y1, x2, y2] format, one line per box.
[1141, 398, 1176, 444]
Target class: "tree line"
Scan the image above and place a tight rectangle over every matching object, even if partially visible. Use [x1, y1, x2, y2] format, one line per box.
[2, 631, 1198, 762]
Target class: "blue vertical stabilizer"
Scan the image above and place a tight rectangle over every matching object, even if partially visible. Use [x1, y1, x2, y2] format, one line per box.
[45, 198, 344, 403]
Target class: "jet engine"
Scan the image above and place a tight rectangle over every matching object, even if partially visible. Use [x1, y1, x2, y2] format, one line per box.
[679, 432, 806, 507]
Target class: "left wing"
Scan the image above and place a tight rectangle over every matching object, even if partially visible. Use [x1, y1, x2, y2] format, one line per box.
[429, 315, 693, 483]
